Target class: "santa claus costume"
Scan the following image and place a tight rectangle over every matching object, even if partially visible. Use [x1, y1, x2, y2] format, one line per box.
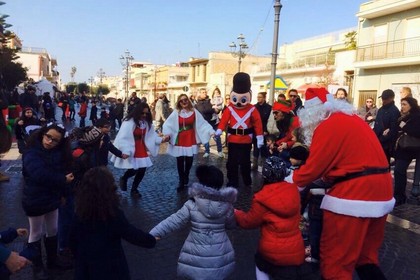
[163, 94, 214, 192]
[216, 72, 263, 188]
[287, 88, 394, 280]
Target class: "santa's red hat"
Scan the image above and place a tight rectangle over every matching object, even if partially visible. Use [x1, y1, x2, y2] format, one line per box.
[272, 101, 294, 114]
[304, 88, 334, 108]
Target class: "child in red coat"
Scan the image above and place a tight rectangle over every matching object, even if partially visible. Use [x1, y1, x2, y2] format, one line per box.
[235, 156, 315, 280]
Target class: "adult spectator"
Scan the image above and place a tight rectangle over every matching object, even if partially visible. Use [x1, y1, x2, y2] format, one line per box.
[400, 86, 412, 99]
[393, 97, 420, 206]
[288, 89, 303, 115]
[373, 89, 400, 164]
[0, 89, 11, 182]
[195, 88, 223, 158]
[277, 93, 286, 102]
[154, 94, 167, 132]
[252, 92, 271, 169]
[334, 88, 349, 102]
[113, 98, 124, 130]
[127, 92, 140, 114]
[357, 97, 378, 128]
[19, 85, 39, 113]
[287, 88, 394, 280]
[41, 92, 54, 122]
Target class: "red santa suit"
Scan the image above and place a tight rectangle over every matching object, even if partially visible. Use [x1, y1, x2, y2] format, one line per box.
[289, 88, 394, 280]
[216, 72, 263, 187]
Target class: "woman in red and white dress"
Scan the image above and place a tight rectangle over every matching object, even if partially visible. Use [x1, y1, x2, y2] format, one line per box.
[163, 94, 214, 192]
[111, 102, 169, 197]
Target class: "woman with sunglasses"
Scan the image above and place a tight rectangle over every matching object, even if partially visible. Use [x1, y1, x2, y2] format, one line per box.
[357, 97, 378, 128]
[163, 94, 214, 192]
[22, 123, 74, 279]
[112, 103, 170, 198]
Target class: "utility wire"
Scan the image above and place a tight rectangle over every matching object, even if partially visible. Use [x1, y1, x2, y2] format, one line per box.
[248, 0, 274, 54]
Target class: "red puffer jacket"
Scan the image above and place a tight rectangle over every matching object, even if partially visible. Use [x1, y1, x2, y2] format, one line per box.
[235, 181, 305, 266]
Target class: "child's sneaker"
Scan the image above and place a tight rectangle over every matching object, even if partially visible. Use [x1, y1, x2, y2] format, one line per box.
[218, 152, 224, 158]
[203, 153, 209, 158]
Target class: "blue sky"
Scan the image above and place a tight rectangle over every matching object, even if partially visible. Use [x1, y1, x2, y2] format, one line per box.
[3, 0, 366, 84]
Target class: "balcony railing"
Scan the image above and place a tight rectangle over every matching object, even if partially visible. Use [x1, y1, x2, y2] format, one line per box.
[356, 36, 420, 62]
[261, 52, 335, 72]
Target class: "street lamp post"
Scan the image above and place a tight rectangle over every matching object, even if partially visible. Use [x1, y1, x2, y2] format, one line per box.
[229, 34, 248, 73]
[120, 50, 134, 114]
[268, 0, 283, 105]
[88, 77, 94, 98]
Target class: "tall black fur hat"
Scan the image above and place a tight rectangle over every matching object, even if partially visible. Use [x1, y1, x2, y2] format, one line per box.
[232, 72, 251, 94]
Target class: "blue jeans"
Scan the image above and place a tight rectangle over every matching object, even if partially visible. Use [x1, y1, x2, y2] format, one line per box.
[204, 135, 222, 153]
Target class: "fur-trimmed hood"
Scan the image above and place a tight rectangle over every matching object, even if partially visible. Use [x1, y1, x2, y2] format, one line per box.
[188, 183, 237, 219]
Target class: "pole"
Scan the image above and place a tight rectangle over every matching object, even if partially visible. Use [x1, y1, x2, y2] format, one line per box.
[238, 55, 242, 72]
[268, 0, 282, 105]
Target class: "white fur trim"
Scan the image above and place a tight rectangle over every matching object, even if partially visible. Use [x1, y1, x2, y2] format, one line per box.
[304, 97, 323, 108]
[321, 195, 395, 218]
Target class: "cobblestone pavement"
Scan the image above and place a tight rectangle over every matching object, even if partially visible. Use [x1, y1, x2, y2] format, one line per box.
[1, 111, 419, 280]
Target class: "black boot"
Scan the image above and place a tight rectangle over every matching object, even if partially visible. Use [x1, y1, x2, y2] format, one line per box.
[119, 176, 128, 191]
[44, 236, 73, 270]
[130, 186, 142, 198]
[356, 264, 387, 280]
[27, 240, 49, 280]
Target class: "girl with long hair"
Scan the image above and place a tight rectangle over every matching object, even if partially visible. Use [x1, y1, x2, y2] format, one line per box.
[111, 103, 170, 197]
[70, 167, 156, 280]
[22, 123, 74, 279]
[162, 94, 214, 192]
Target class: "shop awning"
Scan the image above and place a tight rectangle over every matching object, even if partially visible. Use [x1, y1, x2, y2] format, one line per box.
[266, 76, 288, 90]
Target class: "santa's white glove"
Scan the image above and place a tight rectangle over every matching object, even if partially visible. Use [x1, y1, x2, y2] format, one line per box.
[256, 135, 264, 148]
[215, 129, 222, 137]
[284, 169, 294, 184]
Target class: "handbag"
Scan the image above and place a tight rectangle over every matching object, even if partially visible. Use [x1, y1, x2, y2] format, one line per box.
[397, 133, 420, 151]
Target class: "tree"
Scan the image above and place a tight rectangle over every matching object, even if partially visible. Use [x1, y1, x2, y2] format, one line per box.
[344, 31, 357, 50]
[77, 83, 89, 94]
[0, 12, 28, 90]
[65, 82, 77, 93]
[93, 84, 110, 96]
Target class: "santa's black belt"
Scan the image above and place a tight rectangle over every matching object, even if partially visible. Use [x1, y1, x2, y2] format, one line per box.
[228, 127, 253, 135]
[333, 167, 389, 185]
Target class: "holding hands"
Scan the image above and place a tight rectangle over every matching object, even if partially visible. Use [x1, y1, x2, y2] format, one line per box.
[65, 173, 74, 183]
[161, 135, 171, 143]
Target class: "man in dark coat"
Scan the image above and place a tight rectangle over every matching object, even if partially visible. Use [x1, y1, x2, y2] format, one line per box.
[252, 92, 272, 169]
[289, 89, 303, 115]
[373, 89, 400, 164]
[19, 85, 39, 113]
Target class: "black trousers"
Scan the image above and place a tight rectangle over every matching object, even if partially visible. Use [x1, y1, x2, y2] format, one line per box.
[176, 156, 193, 185]
[227, 142, 252, 187]
[122, 168, 146, 191]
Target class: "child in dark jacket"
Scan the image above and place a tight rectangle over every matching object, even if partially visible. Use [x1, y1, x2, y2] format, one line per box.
[89, 101, 98, 125]
[70, 167, 156, 280]
[14, 107, 42, 154]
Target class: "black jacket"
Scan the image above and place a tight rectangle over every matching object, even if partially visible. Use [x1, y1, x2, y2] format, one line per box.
[70, 209, 156, 280]
[373, 101, 400, 149]
[255, 102, 272, 133]
[22, 142, 67, 216]
[394, 111, 420, 160]
[195, 98, 216, 125]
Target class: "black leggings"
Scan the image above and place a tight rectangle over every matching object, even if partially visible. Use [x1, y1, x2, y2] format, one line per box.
[122, 168, 146, 191]
[176, 156, 193, 185]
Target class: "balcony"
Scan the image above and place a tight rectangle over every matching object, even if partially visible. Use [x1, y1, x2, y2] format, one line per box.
[355, 36, 420, 68]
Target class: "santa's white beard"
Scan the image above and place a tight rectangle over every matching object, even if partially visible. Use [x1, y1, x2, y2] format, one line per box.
[298, 99, 355, 146]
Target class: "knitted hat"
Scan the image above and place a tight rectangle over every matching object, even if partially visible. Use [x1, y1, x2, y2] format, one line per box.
[71, 126, 103, 146]
[196, 165, 224, 190]
[262, 156, 290, 184]
[232, 72, 251, 94]
[289, 145, 309, 161]
[304, 88, 333, 108]
[272, 100, 294, 113]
